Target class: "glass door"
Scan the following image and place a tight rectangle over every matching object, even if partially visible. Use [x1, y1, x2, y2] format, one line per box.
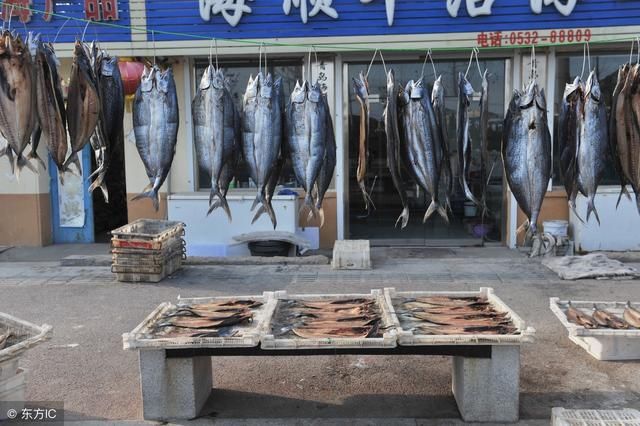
[347, 59, 506, 245]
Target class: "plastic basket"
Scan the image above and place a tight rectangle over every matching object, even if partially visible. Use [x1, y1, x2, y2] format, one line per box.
[0, 313, 52, 364]
[113, 254, 183, 282]
[552, 407, 640, 425]
[111, 236, 185, 257]
[550, 298, 640, 360]
[111, 219, 185, 250]
[384, 287, 535, 346]
[123, 293, 276, 350]
[260, 290, 397, 350]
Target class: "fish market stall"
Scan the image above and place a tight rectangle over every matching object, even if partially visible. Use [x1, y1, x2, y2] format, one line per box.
[550, 298, 640, 360]
[124, 288, 533, 422]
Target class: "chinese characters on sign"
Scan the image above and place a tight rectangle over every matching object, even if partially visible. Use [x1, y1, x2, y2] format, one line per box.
[447, 0, 577, 18]
[283, 0, 338, 23]
[359, 0, 395, 26]
[199, 0, 253, 27]
[85, 0, 120, 21]
[0, 0, 33, 23]
[476, 27, 590, 47]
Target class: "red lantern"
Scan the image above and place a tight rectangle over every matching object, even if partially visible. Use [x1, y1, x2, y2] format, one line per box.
[118, 60, 145, 96]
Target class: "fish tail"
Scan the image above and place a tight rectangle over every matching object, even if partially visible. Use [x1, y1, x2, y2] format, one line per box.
[358, 180, 376, 211]
[250, 195, 260, 212]
[462, 179, 481, 208]
[16, 153, 38, 175]
[2, 148, 15, 175]
[57, 168, 66, 186]
[131, 184, 159, 211]
[516, 219, 530, 236]
[299, 193, 319, 223]
[616, 185, 631, 209]
[88, 174, 109, 203]
[569, 201, 585, 224]
[313, 205, 326, 228]
[423, 199, 448, 224]
[63, 153, 82, 175]
[252, 193, 277, 229]
[635, 192, 640, 216]
[395, 206, 410, 229]
[207, 189, 232, 222]
[586, 196, 600, 225]
[27, 150, 46, 170]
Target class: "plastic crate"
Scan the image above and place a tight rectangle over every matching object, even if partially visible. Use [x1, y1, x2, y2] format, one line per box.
[112, 243, 185, 267]
[111, 236, 185, 257]
[550, 298, 640, 360]
[0, 313, 52, 364]
[384, 287, 535, 346]
[111, 219, 185, 250]
[0, 368, 25, 403]
[123, 293, 276, 350]
[112, 253, 183, 282]
[552, 407, 640, 425]
[260, 290, 397, 350]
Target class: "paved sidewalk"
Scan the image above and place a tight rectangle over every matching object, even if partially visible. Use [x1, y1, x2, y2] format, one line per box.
[0, 245, 639, 423]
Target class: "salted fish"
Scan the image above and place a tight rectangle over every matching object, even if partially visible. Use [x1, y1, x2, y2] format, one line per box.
[353, 72, 374, 211]
[457, 72, 480, 207]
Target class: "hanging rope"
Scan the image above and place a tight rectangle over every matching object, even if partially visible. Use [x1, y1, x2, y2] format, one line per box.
[53, 17, 71, 43]
[379, 49, 388, 76]
[464, 48, 475, 79]
[473, 47, 483, 79]
[365, 48, 379, 78]
[427, 48, 438, 80]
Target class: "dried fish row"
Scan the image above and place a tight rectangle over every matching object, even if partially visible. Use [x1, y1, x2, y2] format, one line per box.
[565, 301, 640, 329]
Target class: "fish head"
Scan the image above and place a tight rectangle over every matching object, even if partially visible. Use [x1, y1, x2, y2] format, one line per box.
[140, 65, 155, 92]
[101, 55, 118, 77]
[458, 73, 474, 97]
[481, 69, 489, 90]
[386, 68, 396, 93]
[352, 72, 368, 101]
[7, 33, 27, 58]
[291, 80, 306, 103]
[211, 67, 225, 90]
[308, 81, 322, 103]
[520, 80, 537, 109]
[259, 73, 273, 98]
[199, 64, 214, 90]
[585, 70, 601, 102]
[156, 67, 173, 93]
[244, 74, 258, 99]
[26, 32, 40, 59]
[398, 80, 412, 105]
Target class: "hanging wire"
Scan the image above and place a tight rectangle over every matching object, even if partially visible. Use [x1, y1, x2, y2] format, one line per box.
[427, 48, 438, 80]
[580, 42, 586, 79]
[464, 48, 475, 79]
[530, 44, 536, 81]
[307, 46, 312, 82]
[6, 4, 14, 31]
[585, 41, 591, 73]
[365, 48, 378, 78]
[629, 38, 636, 65]
[636, 36, 639, 64]
[151, 30, 156, 65]
[53, 17, 71, 43]
[473, 47, 483, 79]
[208, 38, 213, 66]
[80, 19, 90, 42]
[214, 38, 219, 69]
[379, 49, 388, 76]
[258, 43, 262, 74]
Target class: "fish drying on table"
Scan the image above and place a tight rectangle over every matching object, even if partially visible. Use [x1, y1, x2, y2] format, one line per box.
[558, 76, 583, 216]
[612, 63, 640, 214]
[502, 80, 552, 244]
[432, 75, 453, 213]
[383, 69, 409, 228]
[576, 71, 608, 224]
[132, 65, 179, 211]
[0, 331, 13, 350]
[353, 72, 375, 211]
[399, 79, 448, 223]
[65, 41, 101, 175]
[591, 304, 627, 329]
[30, 34, 68, 181]
[274, 298, 382, 339]
[457, 72, 481, 207]
[565, 302, 597, 328]
[193, 64, 239, 221]
[623, 302, 640, 328]
[313, 91, 336, 227]
[286, 80, 327, 223]
[242, 72, 284, 228]
[88, 49, 125, 202]
[0, 30, 38, 175]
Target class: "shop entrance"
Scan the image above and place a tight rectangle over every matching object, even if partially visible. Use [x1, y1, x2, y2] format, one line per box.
[347, 59, 506, 246]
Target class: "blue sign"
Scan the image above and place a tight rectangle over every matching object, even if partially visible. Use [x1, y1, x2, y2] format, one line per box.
[0, 0, 131, 43]
[145, 0, 640, 41]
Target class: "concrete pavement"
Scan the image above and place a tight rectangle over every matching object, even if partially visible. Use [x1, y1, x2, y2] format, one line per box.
[0, 245, 639, 424]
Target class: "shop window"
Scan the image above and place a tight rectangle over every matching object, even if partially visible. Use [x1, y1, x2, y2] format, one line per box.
[193, 60, 303, 191]
[553, 53, 626, 187]
[346, 59, 506, 243]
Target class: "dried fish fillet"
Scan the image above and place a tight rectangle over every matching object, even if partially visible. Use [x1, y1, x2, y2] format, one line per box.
[415, 325, 518, 335]
[566, 303, 598, 329]
[592, 305, 628, 329]
[292, 325, 375, 339]
[161, 313, 252, 329]
[623, 302, 640, 328]
[0, 332, 12, 350]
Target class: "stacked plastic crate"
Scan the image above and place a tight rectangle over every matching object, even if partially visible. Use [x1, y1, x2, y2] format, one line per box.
[111, 219, 186, 283]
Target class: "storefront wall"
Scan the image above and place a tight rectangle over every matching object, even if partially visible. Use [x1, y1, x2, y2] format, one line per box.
[3, 0, 640, 249]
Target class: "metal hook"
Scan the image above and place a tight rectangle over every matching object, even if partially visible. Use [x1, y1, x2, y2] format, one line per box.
[464, 48, 475, 79]
[427, 48, 437, 80]
[580, 43, 586, 80]
[366, 49, 378, 79]
[81, 19, 90, 43]
[215, 38, 219, 69]
[379, 49, 388, 76]
[7, 4, 14, 31]
[209, 39, 213, 66]
[54, 17, 71, 44]
[152, 30, 156, 66]
[530, 44, 536, 81]
[420, 49, 429, 80]
[474, 47, 483, 79]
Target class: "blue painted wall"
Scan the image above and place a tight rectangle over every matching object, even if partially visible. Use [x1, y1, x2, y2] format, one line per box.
[145, 0, 640, 41]
[1, 0, 131, 43]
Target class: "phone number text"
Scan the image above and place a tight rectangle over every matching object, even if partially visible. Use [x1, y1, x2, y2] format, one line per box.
[477, 29, 592, 47]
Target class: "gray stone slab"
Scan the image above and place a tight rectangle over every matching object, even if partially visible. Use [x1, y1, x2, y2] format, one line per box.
[452, 346, 520, 423]
[332, 240, 371, 270]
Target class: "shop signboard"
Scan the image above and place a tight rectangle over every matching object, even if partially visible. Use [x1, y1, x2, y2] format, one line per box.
[0, 0, 131, 43]
[145, 0, 640, 41]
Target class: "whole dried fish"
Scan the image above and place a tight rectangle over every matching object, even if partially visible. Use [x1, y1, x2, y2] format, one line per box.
[558, 77, 582, 214]
[415, 325, 517, 335]
[162, 313, 252, 329]
[432, 75, 453, 213]
[592, 304, 628, 329]
[353, 71, 374, 211]
[566, 302, 597, 329]
[314, 92, 337, 227]
[0, 331, 13, 350]
[623, 302, 640, 328]
[457, 72, 480, 207]
[292, 325, 375, 339]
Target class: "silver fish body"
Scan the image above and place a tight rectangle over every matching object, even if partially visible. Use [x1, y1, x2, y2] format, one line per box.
[558, 76, 582, 214]
[577, 71, 608, 224]
[383, 69, 409, 228]
[193, 65, 238, 221]
[432, 75, 452, 214]
[457, 72, 480, 207]
[132, 66, 180, 211]
[502, 81, 552, 236]
[314, 92, 336, 227]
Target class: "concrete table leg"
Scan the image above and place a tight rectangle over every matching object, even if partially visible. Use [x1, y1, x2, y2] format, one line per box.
[451, 345, 520, 423]
[138, 350, 212, 420]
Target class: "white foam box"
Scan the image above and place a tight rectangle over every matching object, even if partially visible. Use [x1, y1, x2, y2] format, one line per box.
[260, 290, 396, 350]
[384, 287, 535, 346]
[550, 298, 640, 361]
[552, 407, 640, 425]
[123, 293, 276, 350]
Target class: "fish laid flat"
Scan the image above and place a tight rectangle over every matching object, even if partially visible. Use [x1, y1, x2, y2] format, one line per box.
[193, 64, 238, 221]
[502, 80, 552, 237]
[353, 72, 374, 211]
[457, 72, 480, 207]
[132, 65, 179, 211]
[286, 80, 327, 222]
[383, 69, 409, 228]
[0, 31, 37, 175]
[32, 37, 67, 180]
[65, 41, 100, 175]
[577, 71, 608, 224]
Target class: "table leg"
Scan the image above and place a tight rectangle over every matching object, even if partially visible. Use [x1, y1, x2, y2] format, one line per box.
[451, 345, 520, 423]
[138, 350, 212, 420]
